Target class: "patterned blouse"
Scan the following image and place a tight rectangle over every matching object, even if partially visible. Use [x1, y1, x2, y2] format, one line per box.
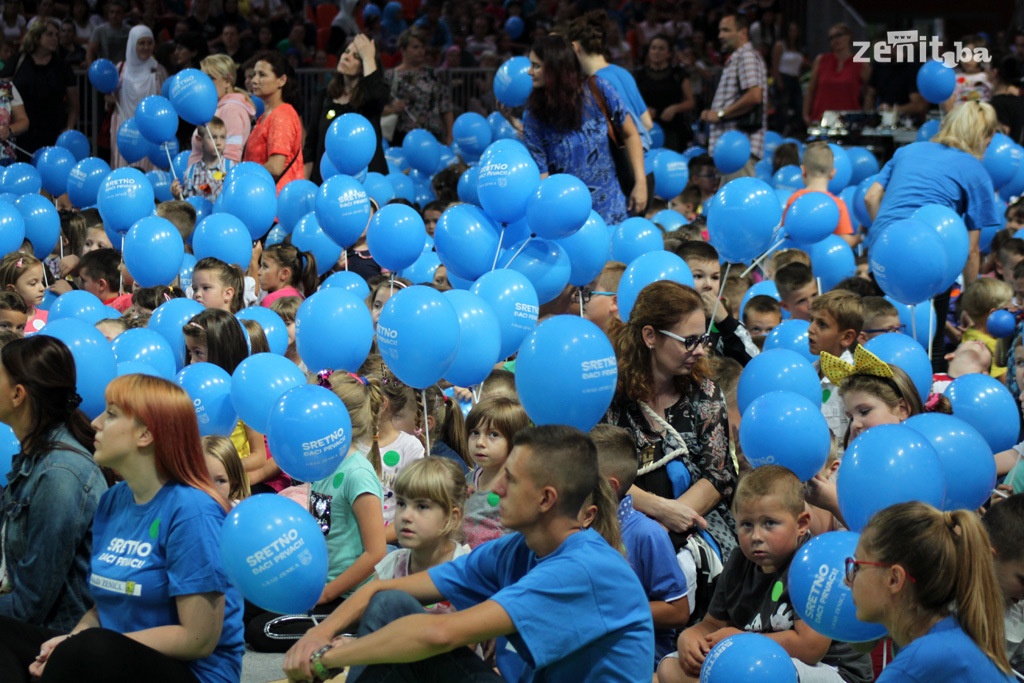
[383, 67, 453, 142]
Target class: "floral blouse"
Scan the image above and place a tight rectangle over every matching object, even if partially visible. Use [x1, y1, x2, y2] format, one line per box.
[383, 67, 453, 141]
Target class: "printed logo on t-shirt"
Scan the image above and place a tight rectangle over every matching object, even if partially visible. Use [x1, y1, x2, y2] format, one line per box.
[91, 573, 143, 596]
[96, 536, 153, 569]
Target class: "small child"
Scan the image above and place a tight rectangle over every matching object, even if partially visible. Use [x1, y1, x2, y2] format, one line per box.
[669, 185, 702, 222]
[269, 295, 303, 368]
[240, 318, 271, 354]
[477, 368, 518, 402]
[0, 290, 28, 335]
[130, 285, 186, 316]
[0, 252, 47, 332]
[82, 222, 112, 254]
[191, 257, 245, 312]
[95, 317, 128, 342]
[79, 248, 133, 312]
[420, 200, 445, 237]
[999, 337, 1024, 493]
[742, 294, 782, 345]
[577, 260, 625, 335]
[781, 141, 859, 248]
[202, 434, 251, 505]
[687, 154, 719, 204]
[766, 248, 811, 282]
[155, 200, 198, 249]
[1012, 260, 1024, 308]
[365, 275, 412, 329]
[592, 424, 689, 665]
[995, 238, 1024, 285]
[422, 385, 471, 474]
[172, 117, 235, 201]
[960, 278, 1013, 379]
[932, 339, 992, 394]
[658, 465, 874, 683]
[772, 142, 800, 173]
[53, 208, 87, 281]
[775, 261, 818, 322]
[463, 396, 531, 549]
[981, 493, 1024, 676]
[858, 296, 901, 343]
[809, 289, 863, 441]
[258, 242, 319, 307]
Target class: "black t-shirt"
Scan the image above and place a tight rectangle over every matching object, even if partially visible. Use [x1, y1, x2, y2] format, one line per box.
[8, 53, 75, 153]
[708, 547, 874, 683]
[992, 93, 1024, 145]
[869, 61, 918, 107]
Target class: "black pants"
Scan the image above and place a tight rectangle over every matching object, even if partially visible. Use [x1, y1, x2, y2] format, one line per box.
[0, 616, 200, 683]
[245, 599, 343, 653]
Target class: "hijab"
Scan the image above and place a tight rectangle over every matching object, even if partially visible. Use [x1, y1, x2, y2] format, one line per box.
[117, 25, 159, 115]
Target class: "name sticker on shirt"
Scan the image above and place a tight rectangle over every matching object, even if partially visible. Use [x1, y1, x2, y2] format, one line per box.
[91, 574, 142, 597]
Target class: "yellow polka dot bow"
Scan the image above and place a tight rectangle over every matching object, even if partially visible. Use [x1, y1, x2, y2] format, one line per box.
[819, 345, 894, 385]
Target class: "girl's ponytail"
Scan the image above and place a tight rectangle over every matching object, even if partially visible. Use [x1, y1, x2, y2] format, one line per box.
[366, 378, 384, 477]
[298, 249, 318, 297]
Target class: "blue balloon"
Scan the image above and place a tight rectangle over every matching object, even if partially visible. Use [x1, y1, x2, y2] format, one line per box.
[772, 164, 804, 191]
[713, 130, 751, 175]
[402, 129, 441, 175]
[504, 15, 524, 39]
[316, 174, 371, 248]
[904, 413, 996, 511]
[192, 213, 253, 268]
[183, 196, 211, 228]
[220, 495, 328, 615]
[477, 139, 541, 224]
[67, 157, 110, 208]
[526, 173, 592, 240]
[487, 111, 517, 141]
[135, 95, 177, 144]
[808, 235, 855, 293]
[362, 171, 396, 206]
[296, 288, 374, 372]
[172, 150, 190, 183]
[453, 112, 492, 157]
[1, 162, 41, 195]
[869, 219, 947, 305]
[617, 251, 694, 321]
[326, 112, 376, 175]
[123, 215, 184, 287]
[611, 217, 662, 264]
[169, 68, 218, 126]
[235, 307, 289, 356]
[39, 318, 117, 419]
[118, 360, 162, 377]
[910, 204, 968, 291]
[853, 174, 875, 228]
[146, 169, 172, 201]
[707, 178, 782, 262]
[988, 309, 1016, 338]
[0, 423, 18, 481]
[218, 172, 277, 240]
[377, 285, 460, 388]
[457, 166, 479, 206]
[863, 331, 932, 403]
[740, 391, 831, 481]
[110, 328, 177, 380]
[1000, 156, 1024, 203]
[500, 238, 571, 305]
[916, 118, 940, 142]
[97, 167, 155, 234]
[56, 129, 90, 161]
[827, 144, 852, 193]
[885, 297, 936, 348]
[493, 56, 532, 107]
[291, 212, 341, 276]
[148, 298, 204, 370]
[0, 202, 25, 256]
[35, 146, 75, 196]
[788, 532, 888, 643]
[516, 315, 616, 430]
[845, 146, 879, 186]
[785, 191, 840, 244]
[367, 203, 426, 271]
[276, 179, 318, 233]
[983, 133, 1022, 190]
[838, 424, 945, 532]
[443, 290, 502, 387]
[754, 157, 773, 183]
[737, 348, 820, 414]
[230, 352, 306, 433]
[652, 149, 689, 200]
[388, 172, 415, 203]
[267, 384, 352, 480]
[175, 362, 237, 436]
[471, 269, 538, 359]
[651, 209, 688, 232]
[700, 633, 796, 683]
[557, 210, 610, 287]
[320, 270, 371, 298]
[917, 59, 956, 104]
[945, 373, 1020, 452]
[87, 58, 119, 93]
[14, 194, 60, 259]
[434, 203, 500, 280]
[650, 122, 665, 149]
[49, 290, 104, 323]
[116, 118, 150, 163]
[252, 95, 264, 118]
[400, 248, 441, 284]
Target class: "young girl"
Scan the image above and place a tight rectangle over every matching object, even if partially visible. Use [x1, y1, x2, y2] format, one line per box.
[239, 318, 270, 355]
[0, 252, 46, 332]
[423, 384, 471, 474]
[191, 257, 245, 313]
[202, 434, 251, 505]
[269, 294, 303, 368]
[365, 274, 411, 330]
[258, 242, 318, 307]
[463, 396, 531, 549]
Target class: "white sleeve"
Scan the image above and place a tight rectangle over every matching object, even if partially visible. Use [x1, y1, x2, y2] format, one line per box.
[9, 84, 23, 108]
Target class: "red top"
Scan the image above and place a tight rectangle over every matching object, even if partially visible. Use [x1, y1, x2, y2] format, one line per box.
[811, 51, 863, 120]
[243, 103, 305, 194]
[784, 187, 854, 235]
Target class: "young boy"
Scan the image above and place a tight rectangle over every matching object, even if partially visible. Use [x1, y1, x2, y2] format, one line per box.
[782, 141, 860, 248]
[669, 184, 702, 222]
[79, 248, 133, 312]
[858, 296, 901, 343]
[809, 290, 863, 441]
[996, 237, 1024, 285]
[687, 155, 719, 205]
[155, 200, 198, 250]
[0, 291, 28, 335]
[981, 493, 1024, 676]
[960, 278, 1014, 379]
[171, 116, 234, 201]
[658, 465, 873, 683]
[591, 424, 690, 665]
[775, 262, 818, 322]
[742, 294, 783, 346]
[931, 339, 993, 393]
[578, 260, 625, 335]
[766, 247, 811, 281]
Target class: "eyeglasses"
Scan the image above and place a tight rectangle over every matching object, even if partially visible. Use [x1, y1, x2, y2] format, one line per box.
[862, 324, 906, 335]
[657, 329, 712, 351]
[844, 557, 916, 584]
[571, 287, 615, 306]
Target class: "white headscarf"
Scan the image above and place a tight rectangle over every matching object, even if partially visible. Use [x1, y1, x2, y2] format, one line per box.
[117, 25, 158, 116]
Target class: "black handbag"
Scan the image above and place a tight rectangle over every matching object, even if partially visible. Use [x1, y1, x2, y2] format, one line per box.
[588, 77, 633, 194]
[734, 103, 764, 133]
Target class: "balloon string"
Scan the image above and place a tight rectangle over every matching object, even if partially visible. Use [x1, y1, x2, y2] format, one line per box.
[389, 272, 395, 295]
[739, 237, 787, 278]
[926, 300, 934, 360]
[706, 262, 730, 335]
[205, 124, 224, 169]
[909, 303, 917, 344]
[471, 384, 480, 404]
[503, 236, 532, 268]
[165, 144, 179, 184]
[578, 291, 584, 318]
[421, 389, 431, 457]
[491, 225, 506, 271]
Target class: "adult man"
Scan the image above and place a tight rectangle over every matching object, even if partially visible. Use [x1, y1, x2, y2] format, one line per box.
[699, 13, 767, 178]
[283, 425, 654, 683]
[85, 0, 129, 64]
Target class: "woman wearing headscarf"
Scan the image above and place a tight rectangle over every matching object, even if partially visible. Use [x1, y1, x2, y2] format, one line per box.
[109, 24, 166, 169]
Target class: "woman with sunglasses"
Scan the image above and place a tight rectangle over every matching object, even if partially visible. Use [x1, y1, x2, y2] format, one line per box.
[847, 501, 1014, 682]
[605, 280, 737, 618]
[802, 23, 869, 126]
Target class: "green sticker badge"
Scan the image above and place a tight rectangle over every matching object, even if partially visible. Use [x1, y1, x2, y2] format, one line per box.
[771, 580, 784, 602]
[149, 519, 161, 539]
[487, 492, 500, 507]
[333, 472, 346, 488]
[383, 451, 401, 468]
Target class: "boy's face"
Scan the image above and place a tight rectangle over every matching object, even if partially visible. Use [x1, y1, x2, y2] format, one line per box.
[581, 288, 619, 333]
[1000, 254, 1024, 284]
[201, 125, 226, 157]
[808, 309, 852, 357]
[860, 314, 902, 342]
[692, 166, 720, 198]
[1011, 273, 1024, 304]
[744, 310, 782, 338]
[946, 339, 992, 378]
[735, 494, 808, 574]
[854, 261, 870, 280]
[1007, 211, 1024, 233]
[78, 268, 107, 299]
[780, 282, 817, 322]
[993, 553, 1024, 603]
[686, 258, 720, 295]
[0, 309, 27, 334]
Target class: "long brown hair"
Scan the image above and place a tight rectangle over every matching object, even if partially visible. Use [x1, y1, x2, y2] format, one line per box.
[525, 34, 584, 132]
[325, 37, 385, 109]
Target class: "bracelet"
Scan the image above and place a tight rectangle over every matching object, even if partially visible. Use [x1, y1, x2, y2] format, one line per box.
[309, 644, 335, 681]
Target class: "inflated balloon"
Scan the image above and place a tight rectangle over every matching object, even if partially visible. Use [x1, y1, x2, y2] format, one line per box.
[516, 316, 616, 430]
[838, 424, 945, 532]
[175, 362, 237, 436]
[218, 172, 277, 240]
[504, 15, 524, 39]
[456, 166, 479, 205]
[904, 413, 996, 511]
[845, 146, 879, 186]
[852, 175, 875, 228]
[87, 58, 118, 93]
[737, 348, 820, 414]
[453, 112, 492, 157]
[863, 331, 932, 403]
[320, 270, 371, 298]
[739, 280, 780, 319]
[290, 212, 342, 277]
[808, 235, 855, 293]
[135, 95, 177, 144]
[267, 384, 352, 481]
[651, 149, 689, 199]
[827, 144, 852, 193]
[400, 248, 441, 284]
[713, 130, 751, 175]
[700, 633, 796, 683]
[617, 251, 694, 321]
[772, 164, 804, 191]
[869, 219, 947, 305]
[651, 209, 687, 232]
[526, 174, 592, 240]
[910, 204, 968, 290]
[388, 172, 415, 203]
[917, 60, 956, 104]
[123, 216, 184, 287]
[97, 167, 154, 234]
[500, 238, 571, 305]
[220, 495, 328, 615]
[987, 309, 1016, 338]
[148, 298, 203, 369]
[146, 169, 173, 202]
[707, 178, 782, 262]
[403, 129, 441, 175]
[56, 129, 90, 161]
[556, 210, 610, 287]
[740, 391, 830, 481]
[35, 146, 75, 197]
[362, 171, 395, 206]
[192, 213, 253, 268]
[235, 307, 289, 356]
[945, 373, 1020, 452]
[434, 203, 500, 280]
[471, 269, 538, 360]
[66, 157, 110, 208]
[916, 119, 940, 142]
[0, 202, 25, 256]
[366, 203, 427, 272]
[788, 532, 888, 643]
[169, 68, 218, 125]
[39, 318, 117, 419]
[230, 353, 306, 433]
[650, 122, 665, 149]
[316, 174, 372, 248]
[784, 191, 840, 244]
[116, 118, 150, 163]
[14, 194, 60, 259]
[49, 290, 104, 323]
[295, 288, 374, 372]
[110, 328, 177, 380]
[443, 290, 502, 387]
[885, 297, 936, 348]
[610, 217, 662, 264]
[326, 113, 376, 175]
[487, 111, 517, 141]
[1001, 158, 1024, 203]
[493, 56, 532, 107]
[186, 195, 212, 226]
[983, 133, 1022, 190]
[172, 150, 190, 182]
[377, 286, 460, 388]
[476, 140, 541, 224]
[276, 179, 317, 233]
[1, 162, 41, 195]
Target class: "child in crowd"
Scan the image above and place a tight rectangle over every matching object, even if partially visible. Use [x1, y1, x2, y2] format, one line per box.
[192, 256, 245, 312]
[687, 154, 719, 205]
[463, 396, 531, 549]
[960, 278, 1013, 378]
[83, 220, 112, 254]
[131, 285, 186, 316]
[857, 296, 901, 343]
[0, 252, 47, 332]
[95, 316, 128, 341]
[240, 318, 271, 354]
[155, 200, 198, 248]
[806, 436, 843, 536]
[1012, 260, 1024, 308]
[659, 465, 874, 683]
[258, 242, 318, 306]
[592, 424, 689, 666]
[998, 337, 1024, 492]
[577, 261, 625, 335]
[53, 208, 87, 280]
[172, 117, 235, 200]
[721, 275, 750, 321]
[270, 295, 303, 368]
[478, 368, 518, 402]
[932, 339, 992, 394]
[669, 185, 702, 222]
[708, 356, 748, 475]
[782, 141, 859, 248]
[809, 289, 863, 440]
[78, 248, 133, 312]
[420, 200, 445, 237]
[422, 385, 471, 474]
[995, 238, 1024, 285]
[981, 493, 1024, 676]
[775, 261, 818, 321]
[742, 294, 782, 346]
[365, 275, 412, 330]
[772, 141, 800, 172]
[202, 434, 250, 505]
[766, 247, 811, 281]
[0, 290, 27, 334]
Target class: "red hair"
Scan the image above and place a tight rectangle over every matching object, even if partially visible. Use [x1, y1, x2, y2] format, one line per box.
[104, 374, 228, 511]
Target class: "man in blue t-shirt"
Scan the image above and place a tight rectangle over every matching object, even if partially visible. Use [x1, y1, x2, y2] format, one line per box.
[282, 425, 654, 683]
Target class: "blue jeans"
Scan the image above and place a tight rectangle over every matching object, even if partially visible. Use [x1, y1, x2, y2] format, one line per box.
[348, 591, 503, 683]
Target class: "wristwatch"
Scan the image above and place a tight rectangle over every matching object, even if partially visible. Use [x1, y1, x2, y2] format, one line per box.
[717, 109, 726, 120]
[310, 644, 340, 682]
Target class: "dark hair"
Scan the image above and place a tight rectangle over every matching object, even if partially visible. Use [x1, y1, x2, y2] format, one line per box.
[131, 285, 186, 313]
[193, 257, 244, 312]
[687, 153, 715, 175]
[0, 290, 28, 313]
[423, 384, 469, 466]
[982, 493, 1024, 562]
[58, 209, 87, 257]
[721, 12, 749, 32]
[832, 276, 881, 297]
[252, 49, 300, 105]
[239, 318, 271, 354]
[675, 240, 720, 265]
[326, 37, 384, 108]
[79, 248, 122, 290]
[263, 241, 319, 296]
[0, 336, 95, 458]
[525, 34, 584, 132]
[182, 308, 249, 373]
[566, 10, 607, 57]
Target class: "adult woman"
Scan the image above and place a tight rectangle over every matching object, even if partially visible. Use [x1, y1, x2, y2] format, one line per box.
[244, 49, 303, 193]
[803, 23, 869, 125]
[0, 374, 244, 683]
[110, 24, 166, 169]
[188, 54, 255, 165]
[605, 280, 737, 560]
[990, 56, 1023, 144]
[305, 34, 388, 185]
[0, 336, 106, 632]
[0, 76, 29, 163]
[382, 28, 452, 145]
[8, 18, 76, 154]
[635, 33, 694, 151]
[847, 502, 1015, 681]
[522, 34, 646, 226]
[770, 21, 806, 135]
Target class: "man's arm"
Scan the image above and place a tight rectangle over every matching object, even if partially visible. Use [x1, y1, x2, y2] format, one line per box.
[964, 229, 980, 284]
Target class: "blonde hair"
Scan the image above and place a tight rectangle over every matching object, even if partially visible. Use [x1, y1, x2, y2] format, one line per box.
[200, 53, 252, 99]
[202, 435, 250, 501]
[862, 503, 1012, 675]
[932, 102, 999, 158]
[960, 277, 1013, 322]
[269, 295, 302, 323]
[326, 372, 384, 475]
[801, 141, 834, 178]
[393, 457, 468, 541]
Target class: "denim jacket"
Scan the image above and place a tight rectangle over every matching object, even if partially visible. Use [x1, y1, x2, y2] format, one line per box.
[0, 426, 107, 631]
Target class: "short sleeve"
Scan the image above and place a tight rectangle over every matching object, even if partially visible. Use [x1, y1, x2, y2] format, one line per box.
[9, 84, 22, 107]
[833, 194, 854, 234]
[374, 549, 408, 580]
[428, 538, 507, 609]
[736, 50, 766, 92]
[631, 524, 688, 602]
[875, 155, 896, 188]
[166, 496, 232, 597]
[706, 547, 743, 622]
[340, 459, 383, 506]
[266, 106, 301, 159]
[521, 112, 549, 173]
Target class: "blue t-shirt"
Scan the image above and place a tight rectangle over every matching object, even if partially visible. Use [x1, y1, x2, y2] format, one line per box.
[597, 64, 652, 152]
[878, 616, 1015, 682]
[90, 482, 244, 683]
[869, 141, 1000, 250]
[428, 529, 654, 682]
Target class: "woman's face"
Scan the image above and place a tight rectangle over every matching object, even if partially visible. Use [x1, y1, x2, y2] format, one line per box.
[250, 60, 285, 101]
[38, 22, 59, 53]
[338, 41, 362, 77]
[647, 38, 670, 65]
[828, 25, 851, 52]
[646, 310, 708, 379]
[527, 51, 545, 89]
[136, 35, 155, 61]
[174, 42, 195, 66]
[202, 68, 232, 97]
[401, 37, 425, 68]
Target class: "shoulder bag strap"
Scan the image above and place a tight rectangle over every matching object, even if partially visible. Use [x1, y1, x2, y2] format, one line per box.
[586, 76, 621, 146]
